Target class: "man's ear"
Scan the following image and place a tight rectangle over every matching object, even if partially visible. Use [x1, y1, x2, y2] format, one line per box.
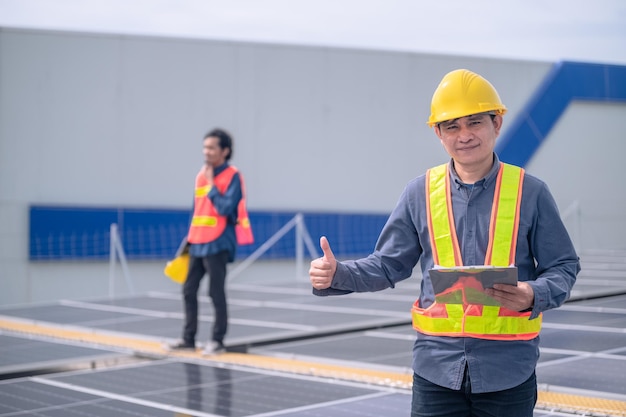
[433, 124, 442, 140]
[493, 114, 503, 135]
[434, 125, 447, 142]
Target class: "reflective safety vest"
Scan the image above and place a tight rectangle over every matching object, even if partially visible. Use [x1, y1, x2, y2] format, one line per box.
[411, 162, 542, 340]
[187, 165, 254, 245]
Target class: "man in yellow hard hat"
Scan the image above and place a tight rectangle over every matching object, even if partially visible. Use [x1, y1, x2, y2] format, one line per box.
[310, 69, 580, 417]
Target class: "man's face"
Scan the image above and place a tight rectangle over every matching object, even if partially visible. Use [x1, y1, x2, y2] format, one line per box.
[203, 136, 229, 167]
[434, 113, 502, 167]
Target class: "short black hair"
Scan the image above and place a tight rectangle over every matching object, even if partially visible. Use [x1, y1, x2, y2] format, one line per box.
[205, 128, 233, 161]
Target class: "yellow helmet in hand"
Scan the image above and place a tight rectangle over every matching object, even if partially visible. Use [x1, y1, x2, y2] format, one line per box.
[164, 254, 189, 284]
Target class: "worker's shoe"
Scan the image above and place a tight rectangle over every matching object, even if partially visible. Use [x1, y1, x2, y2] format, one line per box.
[202, 340, 225, 355]
[165, 340, 196, 351]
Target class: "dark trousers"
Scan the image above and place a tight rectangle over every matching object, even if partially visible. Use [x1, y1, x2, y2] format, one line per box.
[411, 368, 537, 417]
[182, 250, 229, 345]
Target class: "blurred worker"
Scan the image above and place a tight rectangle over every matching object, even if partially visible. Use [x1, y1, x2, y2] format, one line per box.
[309, 69, 580, 417]
[169, 128, 253, 355]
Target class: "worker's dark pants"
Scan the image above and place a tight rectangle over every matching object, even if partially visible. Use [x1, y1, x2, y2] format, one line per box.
[182, 251, 229, 345]
[411, 368, 537, 417]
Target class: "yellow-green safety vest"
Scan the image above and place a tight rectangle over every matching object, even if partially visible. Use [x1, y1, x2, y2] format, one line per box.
[411, 162, 542, 340]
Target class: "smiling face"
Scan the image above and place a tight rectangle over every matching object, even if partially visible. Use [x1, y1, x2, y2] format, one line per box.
[434, 112, 503, 181]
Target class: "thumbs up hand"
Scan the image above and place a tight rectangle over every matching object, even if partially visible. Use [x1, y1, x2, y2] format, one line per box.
[309, 236, 337, 290]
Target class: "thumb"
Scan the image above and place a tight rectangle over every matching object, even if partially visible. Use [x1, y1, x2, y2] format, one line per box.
[320, 236, 336, 262]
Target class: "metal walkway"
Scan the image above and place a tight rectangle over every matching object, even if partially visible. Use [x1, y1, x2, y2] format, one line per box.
[0, 252, 625, 417]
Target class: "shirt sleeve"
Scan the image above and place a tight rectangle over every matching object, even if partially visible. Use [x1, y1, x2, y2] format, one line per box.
[330, 184, 423, 293]
[208, 172, 243, 219]
[526, 181, 580, 318]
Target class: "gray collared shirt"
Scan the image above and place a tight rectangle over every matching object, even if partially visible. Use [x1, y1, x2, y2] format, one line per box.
[328, 154, 580, 393]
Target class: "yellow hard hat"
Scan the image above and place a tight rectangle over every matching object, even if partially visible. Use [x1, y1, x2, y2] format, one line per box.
[427, 69, 507, 127]
[164, 254, 189, 284]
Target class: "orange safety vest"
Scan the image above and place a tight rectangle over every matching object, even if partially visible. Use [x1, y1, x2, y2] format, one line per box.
[187, 165, 254, 245]
[411, 162, 542, 341]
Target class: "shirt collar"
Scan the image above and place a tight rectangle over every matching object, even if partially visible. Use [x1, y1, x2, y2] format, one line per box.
[214, 162, 229, 176]
[449, 153, 501, 190]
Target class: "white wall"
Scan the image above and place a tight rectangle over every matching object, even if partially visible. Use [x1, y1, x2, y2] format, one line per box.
[526, 101, 626, 251]
[1, 27, 623, 305]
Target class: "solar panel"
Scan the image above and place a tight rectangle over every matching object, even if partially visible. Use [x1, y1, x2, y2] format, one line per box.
[0, 333, 127, 375]
[0, 265, 624, 416]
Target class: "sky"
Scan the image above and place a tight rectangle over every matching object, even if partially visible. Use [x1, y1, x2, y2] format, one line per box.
[1, 0, 625, 65]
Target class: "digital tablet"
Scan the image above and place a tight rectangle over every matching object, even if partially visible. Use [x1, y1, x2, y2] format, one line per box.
[429, 265, 518, 295]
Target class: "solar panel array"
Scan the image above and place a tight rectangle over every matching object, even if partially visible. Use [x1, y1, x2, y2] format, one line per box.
[0, 252, 624, 416]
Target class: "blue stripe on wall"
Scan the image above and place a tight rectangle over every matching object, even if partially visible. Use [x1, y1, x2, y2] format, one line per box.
[495, 61, 626, 167]
[29, 206, 388, 261]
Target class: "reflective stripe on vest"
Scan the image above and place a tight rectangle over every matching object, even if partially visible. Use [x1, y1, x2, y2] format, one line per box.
[412, 162, 542, 340]
[412, 304, 541, 340]
[187, 165, 254, 245]
[486, 163, 524, 266]
[426, 163, 462, 267]
[235, 171, 254, 245]
[191, 216, 219, 227]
